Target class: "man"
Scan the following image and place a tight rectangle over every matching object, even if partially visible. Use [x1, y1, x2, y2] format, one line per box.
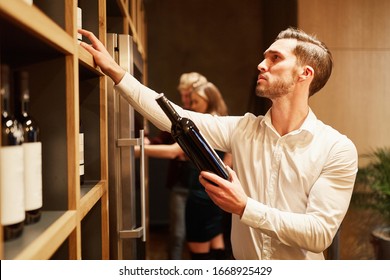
[79, 27, 358, 260]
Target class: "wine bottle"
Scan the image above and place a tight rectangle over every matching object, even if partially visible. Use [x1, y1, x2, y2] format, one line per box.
[156, 93, 229, 180]
[15, 70, 42, 224]
[79, 121, 85, 185]
[22, 0, 33, 5]
[1, 64, 25, 240]
[77, 1, 82, 42]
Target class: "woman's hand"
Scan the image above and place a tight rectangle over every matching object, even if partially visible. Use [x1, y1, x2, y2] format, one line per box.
[199, 166, 247, 217]
[78, 29, 126, 84]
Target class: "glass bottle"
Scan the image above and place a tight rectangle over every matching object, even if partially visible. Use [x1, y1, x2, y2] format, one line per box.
[15, 70, 42, 224]
[156, 93, 229, 180]
[1, 64, 25, 240]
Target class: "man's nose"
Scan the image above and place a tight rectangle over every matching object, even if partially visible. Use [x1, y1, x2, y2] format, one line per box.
[257, 59, 267, 72]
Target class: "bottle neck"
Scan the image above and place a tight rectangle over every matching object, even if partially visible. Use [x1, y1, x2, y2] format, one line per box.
[1, 65, 11, 116]
[1, 93, 10, 116]
[21, 95, 30, 116]
[17, 71, 30, 116]
[156, 94, 181, 124]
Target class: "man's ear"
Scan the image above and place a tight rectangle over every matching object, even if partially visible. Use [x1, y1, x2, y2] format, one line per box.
[298, 66, 314, 81]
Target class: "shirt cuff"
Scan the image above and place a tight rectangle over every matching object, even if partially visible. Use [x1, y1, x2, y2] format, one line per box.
[115, 72, 137, 92]
[240, 197, 266, 228]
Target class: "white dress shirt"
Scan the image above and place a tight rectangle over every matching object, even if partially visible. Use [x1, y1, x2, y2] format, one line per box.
[115, 73, 358, 260]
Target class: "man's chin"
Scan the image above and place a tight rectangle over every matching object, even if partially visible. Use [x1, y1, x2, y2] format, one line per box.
[255, 87, 266, 97]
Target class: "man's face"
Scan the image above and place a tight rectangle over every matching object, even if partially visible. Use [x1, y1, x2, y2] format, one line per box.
[256, 39, 300, 99]
[179, 89, 192, 109]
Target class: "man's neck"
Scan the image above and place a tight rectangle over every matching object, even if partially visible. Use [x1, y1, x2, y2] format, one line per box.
[270, 99, 309, 136]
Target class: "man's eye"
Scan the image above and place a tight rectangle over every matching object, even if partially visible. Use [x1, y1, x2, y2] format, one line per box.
[272, 55, 280, 60]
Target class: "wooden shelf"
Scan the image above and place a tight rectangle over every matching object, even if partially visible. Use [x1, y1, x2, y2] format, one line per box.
[80, 181, 107, 220]
[1, 0, 146, 260]
[4, 211, 77, 260]
[78, 45, 103, 76]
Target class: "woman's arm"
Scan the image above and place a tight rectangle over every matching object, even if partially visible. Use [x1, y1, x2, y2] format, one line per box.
[135, 142, 185, 160]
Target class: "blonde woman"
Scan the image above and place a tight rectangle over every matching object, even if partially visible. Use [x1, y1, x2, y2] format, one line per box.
[140, 82, 232, 259]
[144, 72, 208, 259]
[184, 82, 232, 260]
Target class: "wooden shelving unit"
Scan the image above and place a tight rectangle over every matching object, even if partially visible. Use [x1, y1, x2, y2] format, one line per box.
[0, 0, 106, 260]
[0, 0, 147, 261]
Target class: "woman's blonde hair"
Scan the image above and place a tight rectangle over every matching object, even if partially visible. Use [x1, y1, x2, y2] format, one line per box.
[192, 82, 228, 116]
[177, 72, 208, 91]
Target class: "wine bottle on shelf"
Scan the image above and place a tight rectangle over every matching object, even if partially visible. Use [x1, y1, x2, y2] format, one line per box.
[15, 70, 42, 224]
[155, 93, 229, 180]
[79, 121, 85, 185]
[22, 0, 33, 5]
[0, 64, 25, 240]
[77, 1, 82, 42]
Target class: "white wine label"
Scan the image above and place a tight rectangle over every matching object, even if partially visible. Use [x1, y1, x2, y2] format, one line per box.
[23, 142, 43, 211]
[22, 0, 33, 5]
[79, 163, 85, 176]
[79, 132, 84, 164]
[0, 146, 25, 225]
[77, 7, 82, 40]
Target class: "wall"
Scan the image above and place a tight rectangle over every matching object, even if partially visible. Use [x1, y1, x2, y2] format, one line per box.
[298, 0, 390, 259]
[298, 0, 390, 161]
[144, 0, 263, 116]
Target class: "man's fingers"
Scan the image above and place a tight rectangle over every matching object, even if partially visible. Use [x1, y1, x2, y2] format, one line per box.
[226, 165, 237, 182]
[79, 41, 98, 56]
[78, 29, 103, 49]
[78, 29, 95, 41]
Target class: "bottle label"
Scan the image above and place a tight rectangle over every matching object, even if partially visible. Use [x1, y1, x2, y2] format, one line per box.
[0, 146, 25, 225]
[79, 132, 84, 175]
[23, 142, 43, 210]
[77, 7, 82, 41]
[22, 0, 33, 5]
[80, 164, 85, 176]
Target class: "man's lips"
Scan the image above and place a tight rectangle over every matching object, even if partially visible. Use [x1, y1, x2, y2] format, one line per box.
[257, 74, 267, 83]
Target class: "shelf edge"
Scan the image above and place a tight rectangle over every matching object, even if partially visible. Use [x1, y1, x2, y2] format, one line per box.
[78, 45, 104, 76]
[80, 181, 106, 220]
[13, 211, 77, 260]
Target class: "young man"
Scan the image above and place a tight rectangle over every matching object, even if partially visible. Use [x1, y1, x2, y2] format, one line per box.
[79, 27, 358, 260]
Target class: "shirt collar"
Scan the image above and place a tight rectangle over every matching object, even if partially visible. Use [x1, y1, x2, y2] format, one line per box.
[261, 107, 317, 136]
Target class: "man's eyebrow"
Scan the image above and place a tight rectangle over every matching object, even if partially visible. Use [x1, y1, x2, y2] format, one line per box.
[263, 49, 282, 56]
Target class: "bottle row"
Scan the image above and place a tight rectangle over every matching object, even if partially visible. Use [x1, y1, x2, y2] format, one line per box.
[1, 64, 42, 241]
[0, 63, 86, 242]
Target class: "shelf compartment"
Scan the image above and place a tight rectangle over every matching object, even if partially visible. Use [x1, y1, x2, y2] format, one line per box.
[22, 58, 69, 211]
[81, 200, 102, 259]
[78, 0, 100, 40]
[116, 0, 145, 58]
[4, 211, 77, 260]
[0, 0, 73, 57]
